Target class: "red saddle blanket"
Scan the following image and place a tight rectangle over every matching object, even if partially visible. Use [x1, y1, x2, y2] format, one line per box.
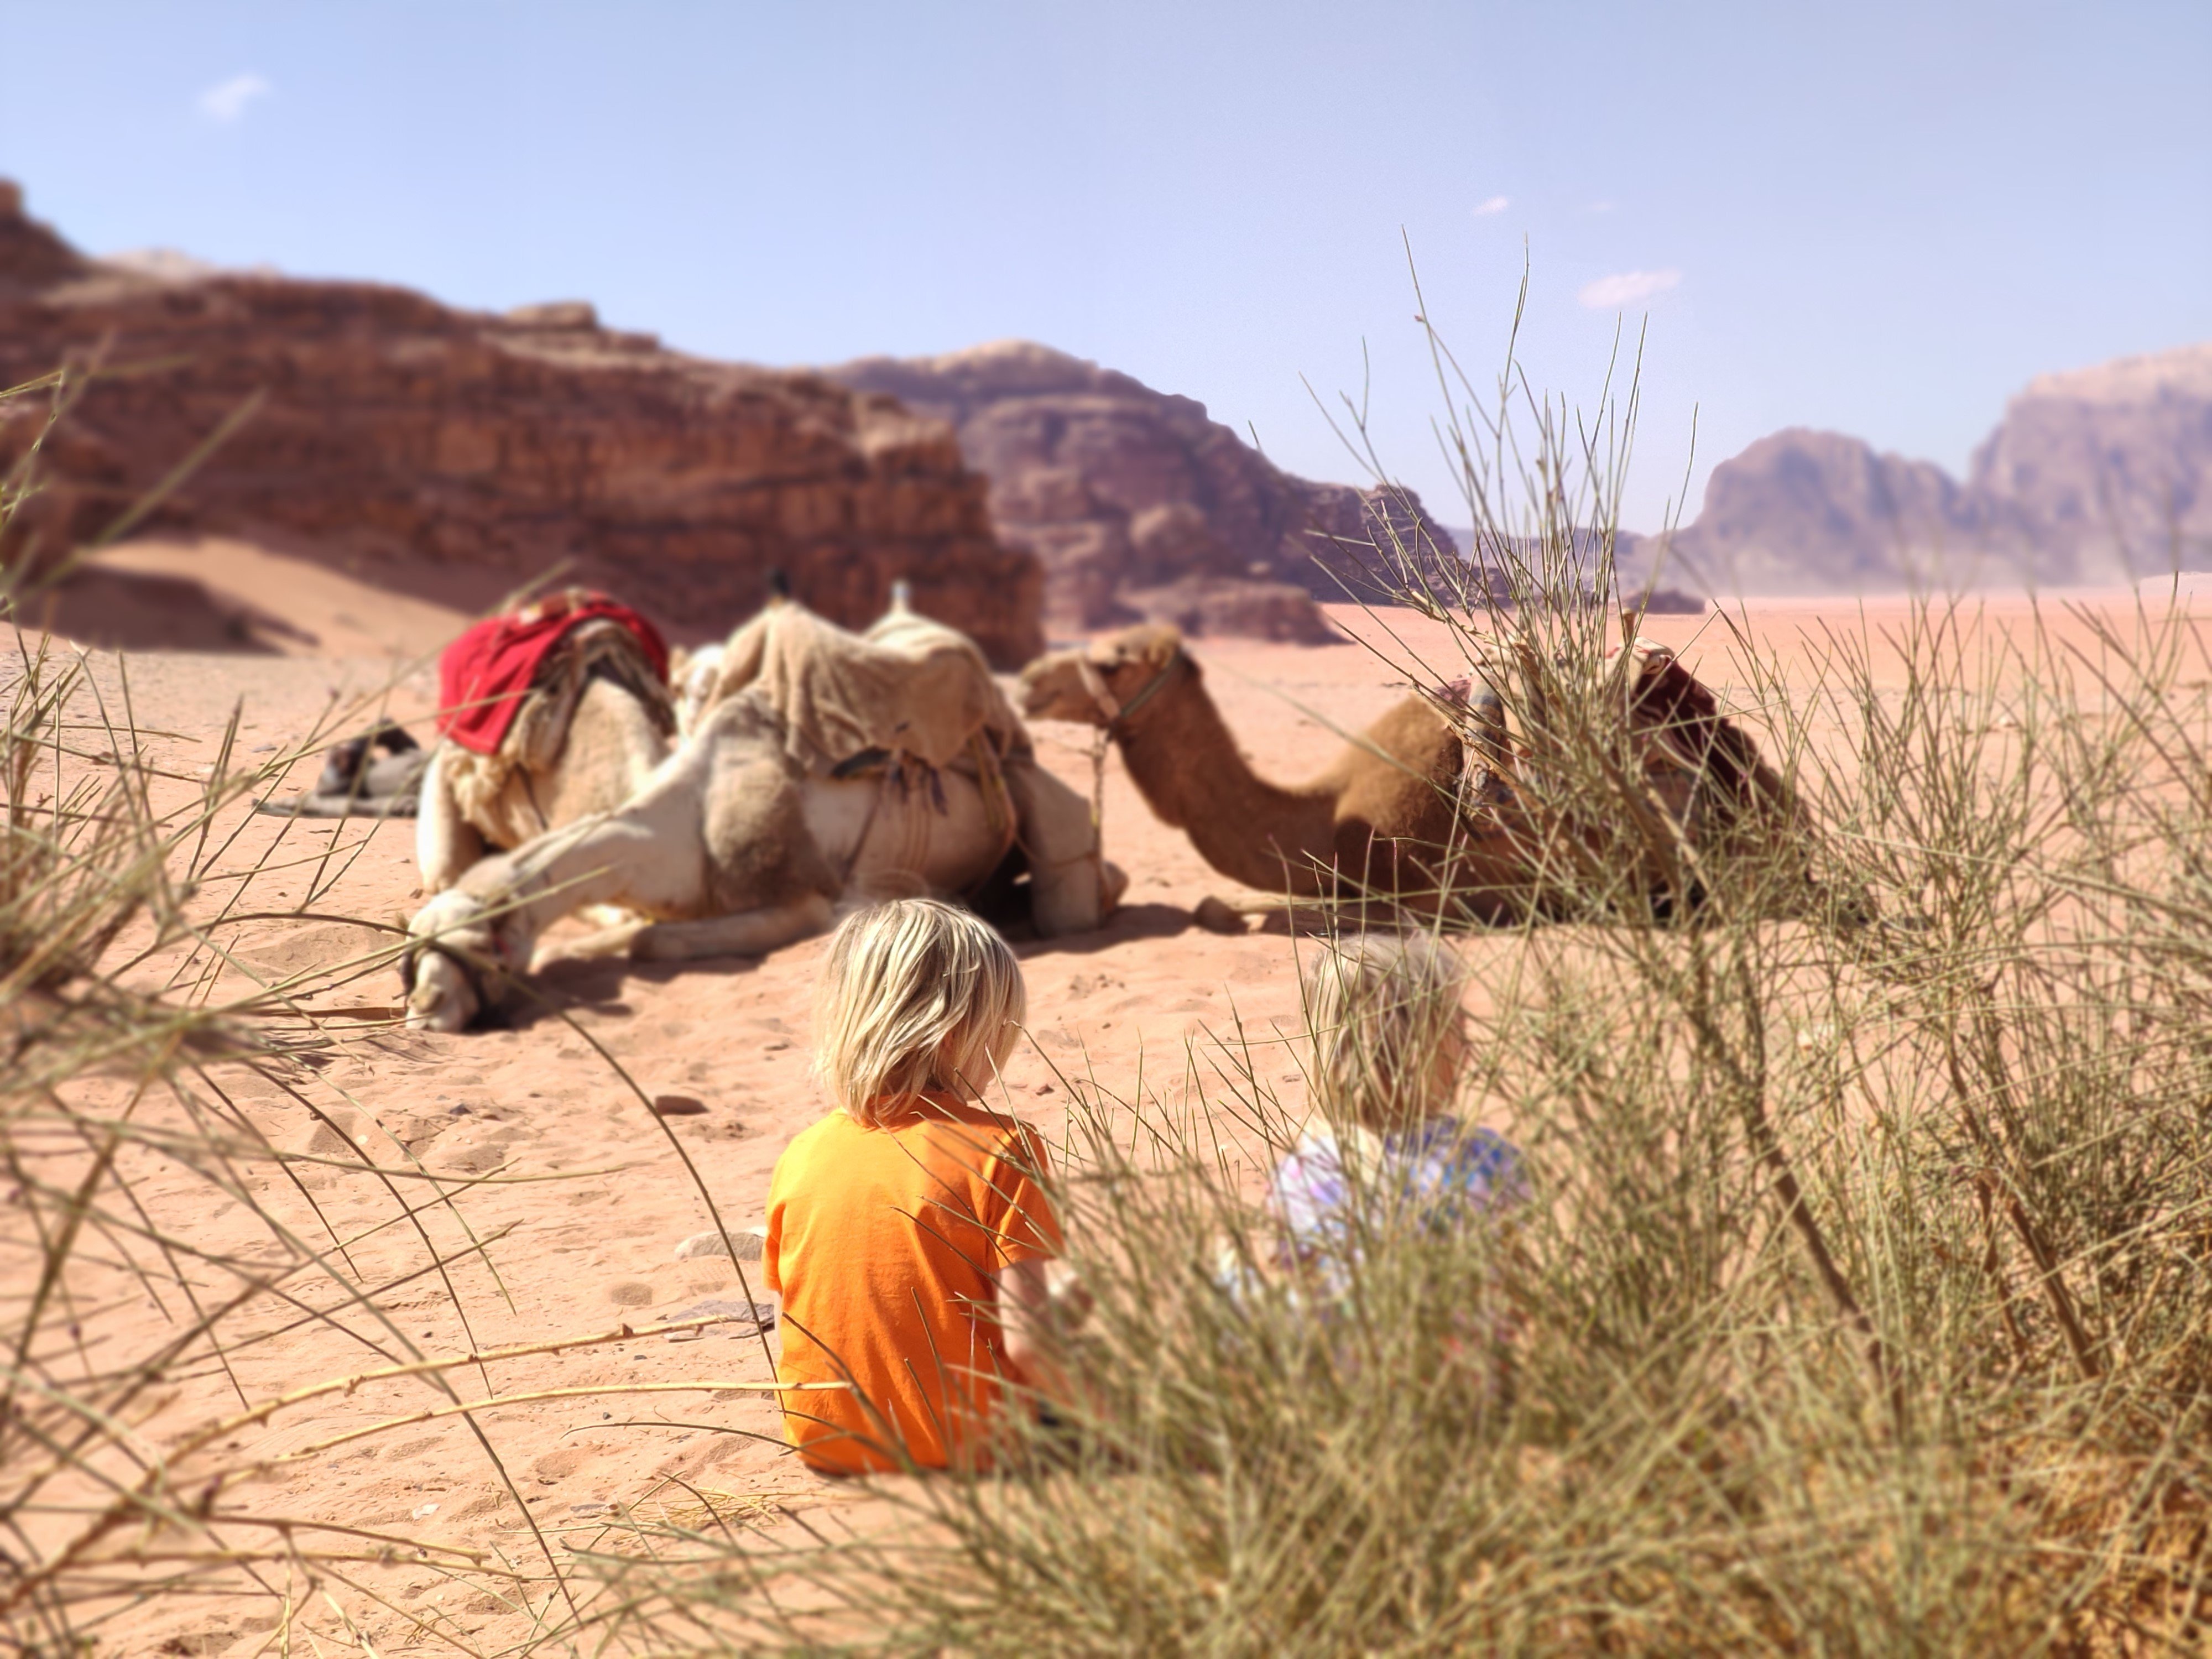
[436, 591, 670, 756]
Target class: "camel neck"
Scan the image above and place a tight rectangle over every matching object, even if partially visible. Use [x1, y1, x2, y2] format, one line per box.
[1114, 669, 1336, 892]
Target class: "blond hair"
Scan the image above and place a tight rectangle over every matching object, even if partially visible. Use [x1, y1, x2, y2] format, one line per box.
[1302, 932, 1469, 1133]
[813, 899, 1027, 1125]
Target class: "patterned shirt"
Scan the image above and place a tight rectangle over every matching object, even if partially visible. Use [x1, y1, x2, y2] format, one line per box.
[1271, 1117, 1527, 1276]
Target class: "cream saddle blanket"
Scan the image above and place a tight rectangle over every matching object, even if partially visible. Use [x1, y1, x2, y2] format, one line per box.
[703, 600, 1099, 902]
[703, 598, 1022, 776]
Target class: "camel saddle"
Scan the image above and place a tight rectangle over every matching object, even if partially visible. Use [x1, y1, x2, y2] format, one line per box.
[1448, 630, 1795, 869]
[437, 589, 671, 757]
[703, 598, 1098, 898]
[702, 598, 1022, 778]
[436, 593, 677, 839]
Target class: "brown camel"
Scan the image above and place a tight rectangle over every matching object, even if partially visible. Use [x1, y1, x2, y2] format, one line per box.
[1016, 624, 1530, 919]
[1018, 623, 1811, 924]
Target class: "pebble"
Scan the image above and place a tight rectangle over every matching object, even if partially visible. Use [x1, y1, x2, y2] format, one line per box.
[674, 1227, 765, 1262]
[1193, 895, 1250, 935]
[606, 1281, 654, 1307]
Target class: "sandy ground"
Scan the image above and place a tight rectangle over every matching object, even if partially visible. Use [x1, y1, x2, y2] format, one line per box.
[14, 540, 2212, 1656]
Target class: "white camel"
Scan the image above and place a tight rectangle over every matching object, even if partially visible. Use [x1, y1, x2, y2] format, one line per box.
[415, 618, 675, 895]
[402, 602, 1120, 1032]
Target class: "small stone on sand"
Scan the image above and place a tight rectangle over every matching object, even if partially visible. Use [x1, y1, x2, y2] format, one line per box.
[606, 1281, 654, 1307]
[1193, 895, 1249, 935]
[674, 1228, 765, 1262]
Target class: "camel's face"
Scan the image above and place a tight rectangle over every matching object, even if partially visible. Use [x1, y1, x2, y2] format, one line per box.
[1016, 649, 1106, 724]
[405, 952, 481, 1034]
[403, 889, 502, 1032]
[1017, 625, 1186, 727]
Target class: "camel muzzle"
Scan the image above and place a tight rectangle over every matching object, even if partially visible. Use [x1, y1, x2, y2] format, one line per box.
[397, 935, 509, 1022]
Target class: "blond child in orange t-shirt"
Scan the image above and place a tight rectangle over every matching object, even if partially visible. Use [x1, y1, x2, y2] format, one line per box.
[763, 899, 1067, 1475]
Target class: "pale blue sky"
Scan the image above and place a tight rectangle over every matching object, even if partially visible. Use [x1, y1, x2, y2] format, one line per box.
[3, 1, 2207, 531]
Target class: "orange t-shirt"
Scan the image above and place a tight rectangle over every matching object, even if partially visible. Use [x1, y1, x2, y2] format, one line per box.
[763, 1095, 1061, 1474]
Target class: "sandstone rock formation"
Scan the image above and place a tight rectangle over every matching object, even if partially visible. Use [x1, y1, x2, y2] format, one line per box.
[1970, 344, 2212, 585]
[828, 341, 1459, 639]
[1648, 429, 2022, 594]
[1650, 343, 2212, 594]
[0, 181, 1041, 665]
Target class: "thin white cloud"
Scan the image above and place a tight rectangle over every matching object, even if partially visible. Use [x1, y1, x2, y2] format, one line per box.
[1578, 268, 1681, 309]
[1473, 195, 1510, 216]
[198, 73, 272, 124]
[1587, 199, 1616, 214]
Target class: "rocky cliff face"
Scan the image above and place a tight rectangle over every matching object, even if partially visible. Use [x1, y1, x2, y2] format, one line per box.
[828, 341, 1460, 639]
[1970, 345, 2212, 585]
[1656, 428, 2019, 593]
[1657, 344, 2212, 593]
[0, 182, 1041, 665]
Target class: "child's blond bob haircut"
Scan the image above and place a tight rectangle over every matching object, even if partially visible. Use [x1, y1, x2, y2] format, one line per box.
[813, 898, 1027, 1125]
[1303, 932, 1470, 1133]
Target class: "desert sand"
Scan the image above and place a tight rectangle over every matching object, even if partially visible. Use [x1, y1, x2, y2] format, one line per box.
[17, 540, 2212, 1656]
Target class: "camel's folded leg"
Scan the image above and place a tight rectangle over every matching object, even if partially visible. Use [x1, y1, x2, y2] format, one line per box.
[530, 920, 652, 969]
[579, 903, 645, 931]
[416, 747, 485, 895]
[625, 895, 836, 962]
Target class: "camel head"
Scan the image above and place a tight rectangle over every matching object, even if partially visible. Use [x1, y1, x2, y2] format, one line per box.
[400, 889, 510, 1032]
[1017, 624, 1189, 729]
[404, 951, 482, 1034]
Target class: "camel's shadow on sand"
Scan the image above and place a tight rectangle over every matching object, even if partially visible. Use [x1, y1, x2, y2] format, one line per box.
[497, 951, 765, 1030]
[492, 902, 1202, 1029]
[1007, 901, 1199, 959]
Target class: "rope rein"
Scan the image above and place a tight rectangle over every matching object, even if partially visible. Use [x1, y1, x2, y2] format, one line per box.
[1076, 646, 1183, 865]
[1088, 728, 1110, 856]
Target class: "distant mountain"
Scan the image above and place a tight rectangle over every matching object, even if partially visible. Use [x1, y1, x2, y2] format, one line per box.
[1648, 428, 2028, 594]
[1645, 345, 2212, 594]
[1970, 344, 2212, 583]
[827, 341, 1460, 640]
